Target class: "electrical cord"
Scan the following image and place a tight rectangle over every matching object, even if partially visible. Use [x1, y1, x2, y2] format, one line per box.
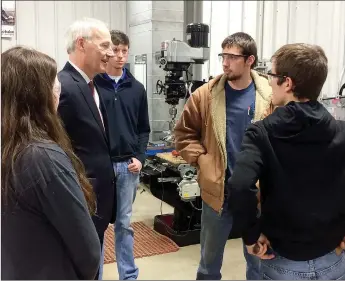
[159, 169, 164, 216]
[147, 160, 199, 237]
[148, 164, 194, 238]
[190, 201, 202, 211]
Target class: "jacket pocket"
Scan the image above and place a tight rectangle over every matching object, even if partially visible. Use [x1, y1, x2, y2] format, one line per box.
[197, 153, 219, 197]
[197, 154, 208, 174]
[196, 154, 206, 183]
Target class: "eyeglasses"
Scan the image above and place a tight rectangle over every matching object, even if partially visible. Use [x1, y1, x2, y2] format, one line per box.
[218, 53, 249, 62]
[267, 70, 287, 83]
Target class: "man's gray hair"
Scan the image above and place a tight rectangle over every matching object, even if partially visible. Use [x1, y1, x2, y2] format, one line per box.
[65, 17, 109, 54]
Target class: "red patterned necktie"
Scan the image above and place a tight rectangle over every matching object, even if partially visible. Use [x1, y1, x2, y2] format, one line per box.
[88, 81, 104, 129]
[88, 81, 95, 97]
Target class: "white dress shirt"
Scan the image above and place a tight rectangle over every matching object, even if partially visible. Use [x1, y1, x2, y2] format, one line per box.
[68, 60, 104, 126]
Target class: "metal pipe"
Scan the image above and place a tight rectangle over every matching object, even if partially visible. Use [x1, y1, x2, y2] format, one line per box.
[183, 0, 204, 81]
[256, 1, 265, 61]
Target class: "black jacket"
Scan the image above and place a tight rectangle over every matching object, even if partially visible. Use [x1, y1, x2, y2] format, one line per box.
[94, 69, 150, 165]
[228, 100, 345, 261]
[57, 62, 116, 240]
[1, 142, 101, 280]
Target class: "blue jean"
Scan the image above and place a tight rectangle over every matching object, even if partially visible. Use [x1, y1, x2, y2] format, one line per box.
[98, 160, 139, 280]
[261, 249, 345, 280]
[196, 200, 261, 280]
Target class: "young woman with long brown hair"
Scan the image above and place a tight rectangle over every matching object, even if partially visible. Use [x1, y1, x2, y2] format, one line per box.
[1, 46, 101, 279]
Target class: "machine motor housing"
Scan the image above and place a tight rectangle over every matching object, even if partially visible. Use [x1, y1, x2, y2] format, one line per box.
[186, 23, 209, 48]
[178, 178, 200, 202]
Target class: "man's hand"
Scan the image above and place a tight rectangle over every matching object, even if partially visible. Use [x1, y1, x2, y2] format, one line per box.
[246, 234, 275, 260]
[335, 236, 345, 256]
[128, 158, 142, 174]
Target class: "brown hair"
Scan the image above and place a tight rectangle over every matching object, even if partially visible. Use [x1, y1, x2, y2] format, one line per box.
[1, 46, 96, 215]
[110, 30, 130, 47]
[271, 43, 328, 100]
[221, 32, 258, 69]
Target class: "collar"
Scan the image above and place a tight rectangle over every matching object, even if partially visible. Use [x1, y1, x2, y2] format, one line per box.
[103, 68, 127, 82]
[68, 60, 91, 84]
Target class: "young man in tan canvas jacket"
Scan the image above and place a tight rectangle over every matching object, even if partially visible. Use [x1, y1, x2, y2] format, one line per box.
[174, 32, 273, 280]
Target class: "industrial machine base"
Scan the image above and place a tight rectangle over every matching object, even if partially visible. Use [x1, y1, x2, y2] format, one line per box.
[153, 214, 201, 247]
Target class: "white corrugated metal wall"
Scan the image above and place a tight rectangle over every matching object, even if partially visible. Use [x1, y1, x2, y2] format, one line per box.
[202, 1, 345, 98]
[1, 1, 127, 71]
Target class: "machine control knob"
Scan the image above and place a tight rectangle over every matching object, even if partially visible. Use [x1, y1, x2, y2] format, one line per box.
[185, 170, 194, 178]
[159, 57, 167, 67]
[169, 106, 178, 116]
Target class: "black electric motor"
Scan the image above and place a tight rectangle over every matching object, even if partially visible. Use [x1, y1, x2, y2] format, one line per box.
[186, 23, 209, 48]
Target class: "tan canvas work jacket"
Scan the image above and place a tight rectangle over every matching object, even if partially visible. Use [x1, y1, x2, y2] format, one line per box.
[174, 70, 273, 214]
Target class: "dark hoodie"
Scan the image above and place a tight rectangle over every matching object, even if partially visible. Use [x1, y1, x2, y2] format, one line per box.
[94, 69, 150, 165]
[227, 100, 345, 261]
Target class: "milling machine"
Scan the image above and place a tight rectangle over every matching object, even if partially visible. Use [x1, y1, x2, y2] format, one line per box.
[154, 23, 210, 145]
[141, 23, 210, 246]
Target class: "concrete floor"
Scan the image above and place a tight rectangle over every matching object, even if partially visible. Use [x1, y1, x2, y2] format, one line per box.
[102, 185, 247, 280]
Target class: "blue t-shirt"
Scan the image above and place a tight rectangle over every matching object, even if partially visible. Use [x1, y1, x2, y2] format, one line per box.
[225, 81, 256, 183]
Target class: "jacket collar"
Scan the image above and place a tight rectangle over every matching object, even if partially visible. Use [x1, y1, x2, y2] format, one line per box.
[62, 61, 89, 84]
[67, 60, 91, 84]
[62, 62, 108, 142]
[206, 69, 272, 171]
[250, 70, 272, 102]
[96, 67, 134, 87]
[208, 70, 272, 102]
[102, 67, 127, 82]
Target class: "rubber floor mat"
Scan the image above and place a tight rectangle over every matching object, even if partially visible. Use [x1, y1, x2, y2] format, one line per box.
[103, 221, 180, 264]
